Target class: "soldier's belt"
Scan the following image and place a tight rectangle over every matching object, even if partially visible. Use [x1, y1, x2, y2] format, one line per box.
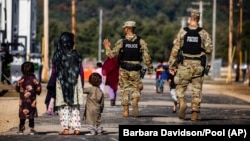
[120, 62, 142, 71]
[183, 56, 201, 60]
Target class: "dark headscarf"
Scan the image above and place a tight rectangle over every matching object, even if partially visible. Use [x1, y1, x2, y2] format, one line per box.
[52, 32, 82, 105]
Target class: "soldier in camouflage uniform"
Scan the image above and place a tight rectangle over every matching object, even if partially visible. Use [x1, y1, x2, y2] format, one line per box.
[103, 21, 153, 117]
[168, 10, 213, 121]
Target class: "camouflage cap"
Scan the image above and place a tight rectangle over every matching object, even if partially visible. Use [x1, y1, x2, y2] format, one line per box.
[190, 9, 200, 17]
[122, 21, 136, 28]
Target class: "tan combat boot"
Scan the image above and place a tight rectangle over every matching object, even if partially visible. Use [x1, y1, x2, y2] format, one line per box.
[132, 97, 140, 117]
[191, 101, 201, 121]
[178, 98, 187, 119]
[123, 106, 129, 117]
[191, 112, 201, 121]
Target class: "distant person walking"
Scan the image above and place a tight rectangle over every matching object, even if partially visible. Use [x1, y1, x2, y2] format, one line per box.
[155, 60, 168, 93]
[102, 57, 119, 106]
[93, 62, 106, 94]
[16, 61, 42, 135]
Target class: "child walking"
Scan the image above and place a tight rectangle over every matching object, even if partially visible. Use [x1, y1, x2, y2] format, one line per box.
[167, 70, 177, 113]
[15, 62, 42, 135]
[83, 72, 105, 135]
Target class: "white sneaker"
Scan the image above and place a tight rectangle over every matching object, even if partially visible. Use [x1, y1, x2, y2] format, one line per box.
[17, 130, 24, 135]
[29, 129, 36, 135]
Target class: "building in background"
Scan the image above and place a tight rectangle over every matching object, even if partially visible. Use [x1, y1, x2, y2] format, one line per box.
[0, 0, 42, 84]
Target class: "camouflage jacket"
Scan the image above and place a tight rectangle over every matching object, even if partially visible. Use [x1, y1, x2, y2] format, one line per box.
[105, 34, 154, 74]
[168, 25, 213, 70]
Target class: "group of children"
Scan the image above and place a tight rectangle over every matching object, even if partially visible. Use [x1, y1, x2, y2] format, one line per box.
[15, 60, 118, 136]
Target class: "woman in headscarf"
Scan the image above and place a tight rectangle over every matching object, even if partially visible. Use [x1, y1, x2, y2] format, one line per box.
[47, 32, 84, 135]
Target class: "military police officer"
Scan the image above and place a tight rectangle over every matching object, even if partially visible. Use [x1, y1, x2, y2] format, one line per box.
[103, 21, 153, 117]
[168, 10, 213, 121]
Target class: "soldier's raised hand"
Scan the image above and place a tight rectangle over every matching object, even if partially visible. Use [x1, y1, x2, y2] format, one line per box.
[103, 39, 111, 49]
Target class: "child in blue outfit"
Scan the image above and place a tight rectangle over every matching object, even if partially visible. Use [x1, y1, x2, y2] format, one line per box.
[155, 60, 169, 93]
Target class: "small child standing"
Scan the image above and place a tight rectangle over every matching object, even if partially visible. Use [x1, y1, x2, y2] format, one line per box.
[83, 72, 104, 135]
[167, 70, 177, 113]
[15, 62, 42, 135]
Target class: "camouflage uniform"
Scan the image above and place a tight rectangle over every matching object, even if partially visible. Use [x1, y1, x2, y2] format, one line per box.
[105, 21, 153, 117]
[106, 35, 153, 103]
[168, 10, 213, 120]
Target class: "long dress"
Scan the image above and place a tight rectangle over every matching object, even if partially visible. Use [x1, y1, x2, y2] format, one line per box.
[16, 74, 42, 119]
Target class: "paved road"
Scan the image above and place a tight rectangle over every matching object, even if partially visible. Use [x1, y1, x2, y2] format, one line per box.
[0, 78, 250, 141]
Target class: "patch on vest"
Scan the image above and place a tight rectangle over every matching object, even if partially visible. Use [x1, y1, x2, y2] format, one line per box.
[125, 43, 139, 48]
[187, 36, 199, 43]
[119, 37, 141, 61]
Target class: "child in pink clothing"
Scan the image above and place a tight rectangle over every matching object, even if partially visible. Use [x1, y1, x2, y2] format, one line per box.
[93, 62, 106, 94]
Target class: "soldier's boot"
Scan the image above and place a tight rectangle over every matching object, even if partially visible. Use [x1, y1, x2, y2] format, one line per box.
[123, 106, 129, 117]
[191, 112, 201, 121]
[132, 97, 140, 117]
[178, 98, 187, 119]
[191, 101, 201, 121]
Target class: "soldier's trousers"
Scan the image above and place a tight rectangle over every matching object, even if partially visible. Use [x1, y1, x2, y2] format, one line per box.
[119, 68, 143, 105]
[174, 60, 204, 112]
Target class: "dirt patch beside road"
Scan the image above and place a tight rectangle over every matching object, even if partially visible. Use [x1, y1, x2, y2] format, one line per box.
[205, 82, 250, 103]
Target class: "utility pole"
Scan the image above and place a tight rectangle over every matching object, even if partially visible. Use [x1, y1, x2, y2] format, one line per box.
[98, 9, 103, 62]
[72, 0, 76, 49]
[235, 0, 243, 82]
[227, 0, 233, 84]
[211, 0, 216, 79]
[42, 0, 49, 82]
[191, 1, 210, 27]
[181, 17, 187, 28]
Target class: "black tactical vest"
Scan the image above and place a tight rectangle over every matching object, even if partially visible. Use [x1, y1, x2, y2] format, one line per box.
[182, 27, 203, 55]
[119, 36, 142, 61]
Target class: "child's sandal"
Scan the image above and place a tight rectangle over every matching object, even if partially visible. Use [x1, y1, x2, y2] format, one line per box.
[59, 129, 69, 135]
[73, 130, 80, 135]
